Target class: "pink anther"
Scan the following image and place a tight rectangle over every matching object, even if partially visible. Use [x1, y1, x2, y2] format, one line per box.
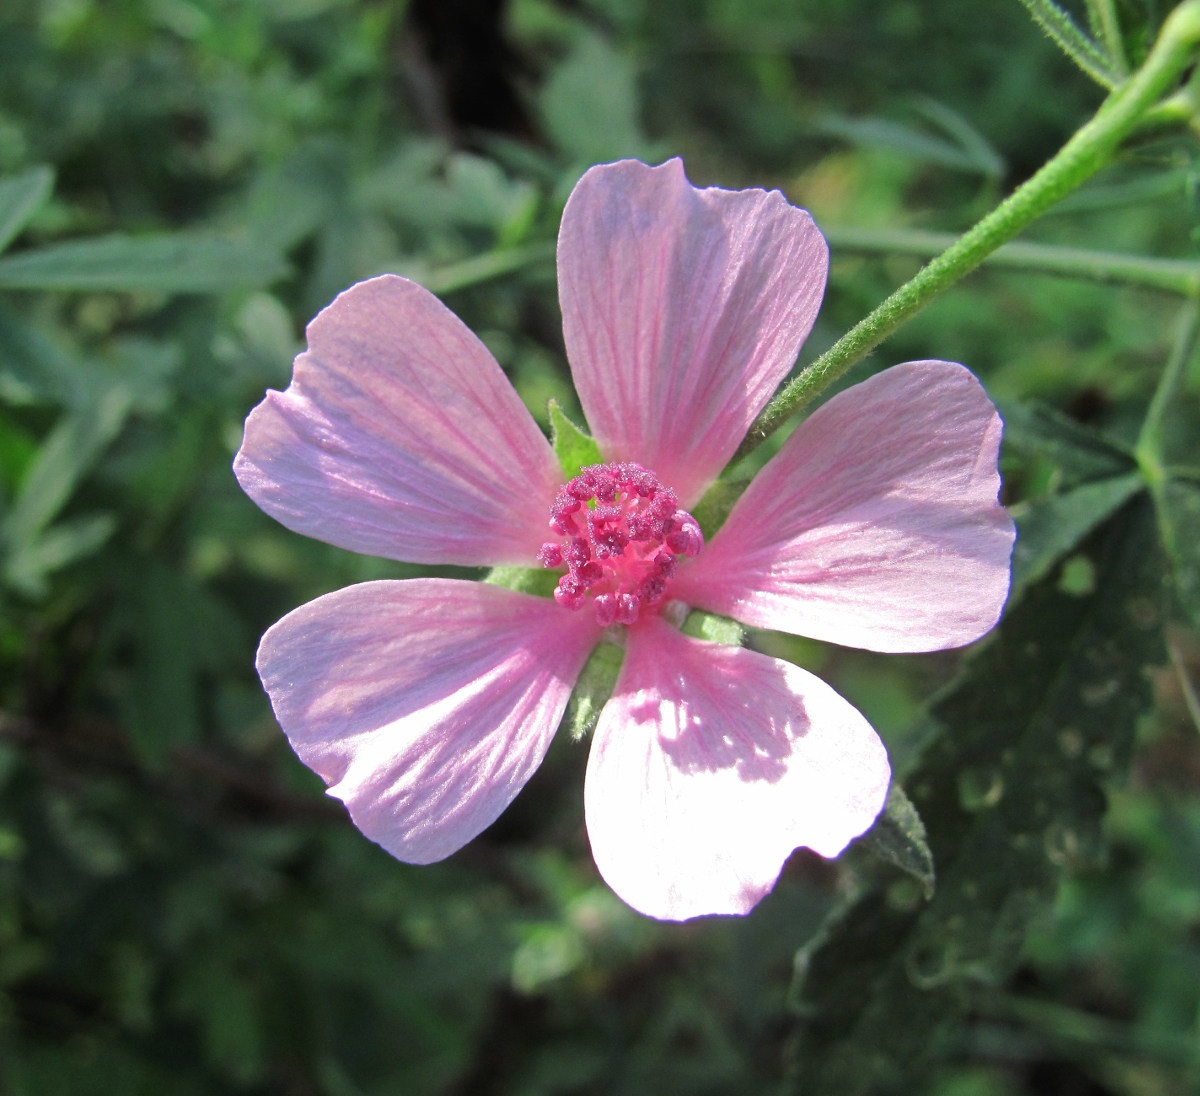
[540, 462, 703, 626]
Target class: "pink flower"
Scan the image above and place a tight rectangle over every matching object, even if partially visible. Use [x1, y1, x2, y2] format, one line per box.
[234, 158, 1015, 921]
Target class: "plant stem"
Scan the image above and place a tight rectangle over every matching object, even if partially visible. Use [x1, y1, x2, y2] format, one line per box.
[1018, 0, 1119, 88]
[1086, 0, 1129, 75]
[421, 241, 555, 295]
[823, 226, 1200, 295]
[736, 0, 1200, 461]
[1134, 298, 1200, 566]
[1135, 298, 1200, 475]
[1168, 636, 1200, 735]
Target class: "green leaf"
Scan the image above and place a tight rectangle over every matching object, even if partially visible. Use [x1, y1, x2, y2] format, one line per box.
[174, 955, 266, 1085]
[813, 106, 1003, 177]
[417, 242, 554, 296]
[0, 300, 82, 405]
[111, 559, 245, 769]
[540, 31, 651, 164]
[1015, 0, 1119, 88]
[1000, 399, 1135, 489]
[0, 166, 54, 256]
[909, 97, 1006, 178]
[548, 399, 602, 479]
[1010, 471, 1143, 601]
[4, 513, 116, 598]
[0, 233, 288, 293]
[855, 783, 935, 900]
[2, 385, 132, 568]
[788, 498, 1168, 1093]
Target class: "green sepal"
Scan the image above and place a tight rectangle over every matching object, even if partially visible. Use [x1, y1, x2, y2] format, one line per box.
[483, 566, 559, 598]
[855, 783, 935, 900]
[689, 476, 750, 538]
[680, 609, 746, 647]
[548, 399, 602, 479]
[563, 640, 624, 740]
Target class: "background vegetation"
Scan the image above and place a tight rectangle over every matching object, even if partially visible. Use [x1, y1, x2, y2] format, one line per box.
[1, 0, 1198, 1093]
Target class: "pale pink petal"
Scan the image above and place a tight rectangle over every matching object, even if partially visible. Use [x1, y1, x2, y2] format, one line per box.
[673, 360, 1016, 653]
[558, 159, 828, 508]
[257, 579, 600, 863]
[585, 617, 889, 921]
[235, 275, 561, 567]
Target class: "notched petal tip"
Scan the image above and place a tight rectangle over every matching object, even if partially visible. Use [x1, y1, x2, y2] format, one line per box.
[584, 619, 889, 921]
[234, 274, 560, 567]
[257, 579, 600, 865]
[676, 359, 1016, 654]
[559, 158, 829, 508]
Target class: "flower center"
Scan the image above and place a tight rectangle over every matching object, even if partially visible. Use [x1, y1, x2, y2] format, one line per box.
[537, 462, 703, 627]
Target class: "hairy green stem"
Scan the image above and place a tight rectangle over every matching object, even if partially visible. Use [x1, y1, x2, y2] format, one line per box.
[1086, 0, 1129, 75]
[1018, 0, 1119, 88]
[824, 227, 1200, 295]
[736, 0, 1200, 461]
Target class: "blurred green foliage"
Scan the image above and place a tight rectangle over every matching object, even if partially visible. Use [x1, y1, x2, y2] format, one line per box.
[0, 0, 1198, 1093]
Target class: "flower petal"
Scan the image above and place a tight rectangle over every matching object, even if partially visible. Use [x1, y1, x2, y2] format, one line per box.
[674, 360, 1016, 652]
[258, 579, 599, 863]
[235, 275, 561, 566]
[558, 159, 828, 508]
[585, 617, 889, 921]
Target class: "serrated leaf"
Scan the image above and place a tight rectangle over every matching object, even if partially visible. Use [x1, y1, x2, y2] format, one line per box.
[1000, 399, 1134, 488]
[855, 783, 935, 899]
[0, 233, 288, 293]
[788, 498, 1167, 1093]
[548, 399, 602, 479]
[1010, 472, 1143, 602]
[0, 166, 54, 256]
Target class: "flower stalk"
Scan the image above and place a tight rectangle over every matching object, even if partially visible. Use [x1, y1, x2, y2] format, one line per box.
[822, 227, 1200, 296]
[736, 0, 1200, 460]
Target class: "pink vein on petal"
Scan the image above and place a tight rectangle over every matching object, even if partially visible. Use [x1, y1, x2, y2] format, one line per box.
[234, 275, 562, 567]
[559, 159, 829, 508]
[257, 579, 600, 864]
[584, 617, 890, 921]
[674, 360, 1016, 652]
